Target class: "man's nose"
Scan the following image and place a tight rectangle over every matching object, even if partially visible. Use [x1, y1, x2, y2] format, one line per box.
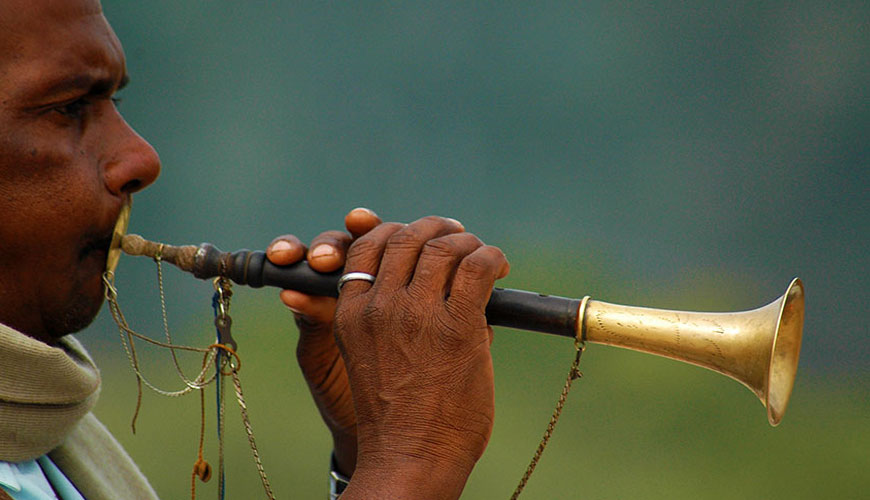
[103, 119, 161, 196]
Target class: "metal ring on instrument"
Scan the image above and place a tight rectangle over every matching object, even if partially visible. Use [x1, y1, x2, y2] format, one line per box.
[337, 272, 376, 293]
[576, 295, 591, 346]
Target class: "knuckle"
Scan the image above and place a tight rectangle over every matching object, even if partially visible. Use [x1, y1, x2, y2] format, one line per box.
[455, 232, 484, 250]
[420, 233, 483, 260]
[346, 221, 404, 261]
[454, 246, 505, 282]
[459, 252, 492, 278]
[360, 295, 391, 326]
[386, 225, 425, 249]
[421, 237, 457, 258]
[346, 237, 380, 262]
[399, 304, 423, 333]
[472, 245, 505, 267]
[411, 215, 456, 233]
[481, 244, 505, 258]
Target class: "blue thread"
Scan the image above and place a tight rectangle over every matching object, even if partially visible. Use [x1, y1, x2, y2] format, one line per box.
[212, 292, 226, 500]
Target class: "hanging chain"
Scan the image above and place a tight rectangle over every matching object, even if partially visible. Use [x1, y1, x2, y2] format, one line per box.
[231, 367, 276, 499]
[218, 364, 227, 500]
[104, 257, 276, 499]
[510, 337, 586, 500]
[104, 271, 217, 396]
[212, 278, 275, 500]
[213, 277, 232, 500]
[104, 270, 216, 433]
[157, 247, 213, 389]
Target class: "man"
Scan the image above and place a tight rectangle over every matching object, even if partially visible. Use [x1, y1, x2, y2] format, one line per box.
[0, 1, 508, 499]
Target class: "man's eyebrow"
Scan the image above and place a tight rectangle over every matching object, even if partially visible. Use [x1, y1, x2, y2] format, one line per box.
[36, 72, 130, 99]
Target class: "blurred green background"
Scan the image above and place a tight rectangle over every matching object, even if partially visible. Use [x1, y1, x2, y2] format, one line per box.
[81, 1, 867, 498]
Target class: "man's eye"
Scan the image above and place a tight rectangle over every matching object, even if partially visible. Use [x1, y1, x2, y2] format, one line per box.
[54, 98, 91, 118]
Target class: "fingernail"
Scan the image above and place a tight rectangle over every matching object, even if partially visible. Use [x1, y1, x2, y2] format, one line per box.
[446, 218, 465, 230]
[309, 244, 337, 262]
[269, 240, 293, 256]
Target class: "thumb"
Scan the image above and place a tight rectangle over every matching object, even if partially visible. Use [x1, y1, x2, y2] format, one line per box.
[280, 289, 337, 328]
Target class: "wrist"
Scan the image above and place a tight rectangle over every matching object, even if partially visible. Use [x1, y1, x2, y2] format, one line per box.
[332, 430, 358, 477]
[340, 453, 473, 500]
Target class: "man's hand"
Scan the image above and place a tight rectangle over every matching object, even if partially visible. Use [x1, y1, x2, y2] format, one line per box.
[266, 207, 381, 476]
[334, 216, 510, 500]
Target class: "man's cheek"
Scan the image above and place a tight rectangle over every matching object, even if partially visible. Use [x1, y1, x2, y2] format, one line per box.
[0, 120, 82, 179]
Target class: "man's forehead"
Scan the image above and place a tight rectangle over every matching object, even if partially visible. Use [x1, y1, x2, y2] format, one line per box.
[0, 0, 107, 52]
[0, 0, 125, 99]
[0, 0, 103, 23]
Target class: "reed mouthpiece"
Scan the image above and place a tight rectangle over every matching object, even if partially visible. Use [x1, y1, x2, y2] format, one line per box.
[120, 234, 199, 272]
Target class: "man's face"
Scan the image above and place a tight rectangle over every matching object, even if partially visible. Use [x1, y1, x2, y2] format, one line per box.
[0, 0, 160, 343]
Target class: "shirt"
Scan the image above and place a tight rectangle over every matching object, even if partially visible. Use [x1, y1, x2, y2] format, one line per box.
[0, 456, 85, 500]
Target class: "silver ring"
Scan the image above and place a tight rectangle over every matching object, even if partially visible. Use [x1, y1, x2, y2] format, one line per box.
[337, 272, 376, 293]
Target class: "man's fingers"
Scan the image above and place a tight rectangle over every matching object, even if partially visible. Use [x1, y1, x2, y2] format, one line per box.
[308, 207, 381, 273]
[266, 234, 307, 266]
[339, 222, 405, 298]
[345, 207, 382, 239]
[408, 232, 484, 299]
[375, 216, 465, 291]
[447, 245, 509, 313]
[279, 289, 337, 326]
[307, 230, 353, 273]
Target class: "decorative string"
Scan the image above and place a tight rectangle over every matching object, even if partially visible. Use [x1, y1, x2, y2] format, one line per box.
[213, 280, 231, 500]
[218, 371, 226, 500]
[156, 249, 210, 388]
[211, 279, 275, 500]
[104, 272, 217, 392]
[104, 269, 217, 432]
[191, 355, 212, 500]
[103, 256, 276, 500]
[509, 339, 586, 499]
[218, 368, 227, 500]
[231, 366, 276, 499]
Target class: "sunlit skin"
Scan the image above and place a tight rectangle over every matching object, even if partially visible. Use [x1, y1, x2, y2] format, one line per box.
[2, 1, 511, 497]
[0, 0, 160, 344]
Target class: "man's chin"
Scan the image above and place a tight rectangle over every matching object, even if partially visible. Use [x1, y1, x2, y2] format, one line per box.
[46, 282, 106, 338]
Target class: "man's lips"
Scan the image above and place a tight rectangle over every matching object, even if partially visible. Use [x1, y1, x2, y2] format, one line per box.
[80, 233, 114, 264]
[76, 201, 131, 279]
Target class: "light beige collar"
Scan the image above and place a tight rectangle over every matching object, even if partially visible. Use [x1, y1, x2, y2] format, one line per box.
[0, 324, 100, 462]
